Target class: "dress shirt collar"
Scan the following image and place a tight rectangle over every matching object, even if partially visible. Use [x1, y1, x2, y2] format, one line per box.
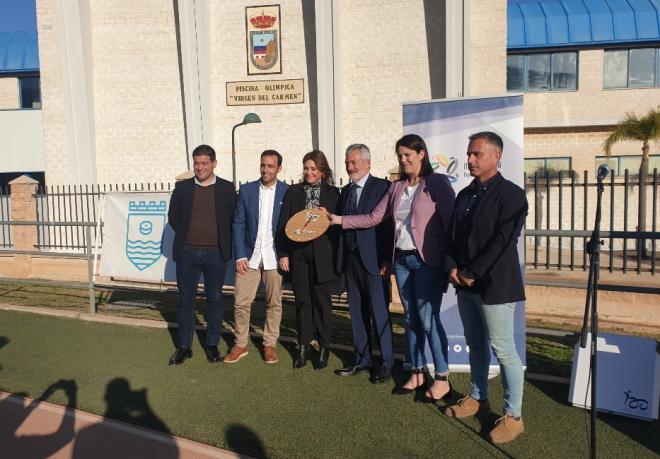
[194, 174, 217, 187]
[351, 173, 370, 189]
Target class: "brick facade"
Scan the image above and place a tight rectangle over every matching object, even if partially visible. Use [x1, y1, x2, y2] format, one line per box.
[0, 77, 19, 109]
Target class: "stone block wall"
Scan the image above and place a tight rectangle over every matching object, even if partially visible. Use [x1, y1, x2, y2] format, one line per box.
[0, 77, 19, 109]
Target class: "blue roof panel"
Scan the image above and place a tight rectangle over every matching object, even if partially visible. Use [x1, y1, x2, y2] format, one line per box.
[508, 0, 660, 49]
[0, 31, 39, 73]
[519, 2, 549, 45]
[541, 2, 570, 44]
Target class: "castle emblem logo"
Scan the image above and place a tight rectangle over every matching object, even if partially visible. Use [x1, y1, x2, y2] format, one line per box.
[125, 200, 166, 271]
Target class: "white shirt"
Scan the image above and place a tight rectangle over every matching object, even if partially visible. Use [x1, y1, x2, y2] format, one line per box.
[246, 182, 278, 270]
[350, 172, 370, 206]
[394, 184, 418, 250]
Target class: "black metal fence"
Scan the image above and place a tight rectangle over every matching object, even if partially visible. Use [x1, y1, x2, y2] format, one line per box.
[0, 173, 657, 274]
[525, 168, 658, 274]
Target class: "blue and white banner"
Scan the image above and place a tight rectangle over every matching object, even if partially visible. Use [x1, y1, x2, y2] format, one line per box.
[402, 95, 526, 371]
[100, 192, 176, 282]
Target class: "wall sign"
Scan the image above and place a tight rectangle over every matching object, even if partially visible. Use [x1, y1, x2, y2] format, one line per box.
[226, 79, 304, 106]
[245, 5, 282, 75]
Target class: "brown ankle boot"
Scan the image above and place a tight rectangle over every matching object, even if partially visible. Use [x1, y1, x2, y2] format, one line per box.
[489, 415, 525, 444]
[444, 395, 491, 418]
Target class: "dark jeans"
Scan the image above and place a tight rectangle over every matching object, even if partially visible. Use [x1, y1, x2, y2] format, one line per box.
[175, 247, 227, 348]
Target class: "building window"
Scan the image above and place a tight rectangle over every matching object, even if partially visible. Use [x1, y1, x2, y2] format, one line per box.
[524, 157, 572, 178]
[595, 155, 660, 176]
[507, 52, 578, 92]
[603, 48, 660, 89]
[19, 76, 41, 109]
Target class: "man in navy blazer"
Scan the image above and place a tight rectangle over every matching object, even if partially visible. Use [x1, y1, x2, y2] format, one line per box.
[225, 150, 289, 365]
[167, 144, 236, 366]
[334, 144, 395, 384]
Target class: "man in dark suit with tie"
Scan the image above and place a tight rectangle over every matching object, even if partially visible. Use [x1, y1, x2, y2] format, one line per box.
[334, 144, 395, 384]
[167, 144, 236, 366]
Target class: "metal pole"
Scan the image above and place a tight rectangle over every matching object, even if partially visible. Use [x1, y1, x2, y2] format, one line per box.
[231, 122, 243, 188]
[86, 225, 95, 314]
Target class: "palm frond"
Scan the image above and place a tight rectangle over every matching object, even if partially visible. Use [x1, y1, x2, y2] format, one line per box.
[603, 108, 660, 156]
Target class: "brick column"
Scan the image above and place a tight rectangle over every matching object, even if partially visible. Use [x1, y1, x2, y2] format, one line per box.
[9, 175, 39, 277]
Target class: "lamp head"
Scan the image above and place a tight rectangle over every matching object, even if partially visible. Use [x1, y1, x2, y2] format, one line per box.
[242, 113, 261, 125]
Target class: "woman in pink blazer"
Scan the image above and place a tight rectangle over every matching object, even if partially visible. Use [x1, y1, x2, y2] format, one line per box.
[329, 134, 455, 401]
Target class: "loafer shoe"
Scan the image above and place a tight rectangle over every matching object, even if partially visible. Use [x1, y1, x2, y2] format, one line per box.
[370, 367, 392, 384]
[263, 345, 279, 364]
[168, 347, 192, 366]
[334, 364, 371, 377]
[205, 346, 221, 363]
[223, 345, 248, 364]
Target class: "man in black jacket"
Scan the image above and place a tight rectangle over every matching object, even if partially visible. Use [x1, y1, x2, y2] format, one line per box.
[167, 145, 236, 366]
[444, 132, 528, 444]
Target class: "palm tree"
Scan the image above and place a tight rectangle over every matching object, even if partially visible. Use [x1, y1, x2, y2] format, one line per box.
[603, 107, 660, 257]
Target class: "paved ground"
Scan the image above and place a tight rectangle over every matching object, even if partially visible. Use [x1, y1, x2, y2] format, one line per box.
[0, 391, 246, 459]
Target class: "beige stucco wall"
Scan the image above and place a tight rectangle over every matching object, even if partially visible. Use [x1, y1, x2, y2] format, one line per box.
[467, 0, 507, 97]
[0, 77, 19, 109]
[89, 0, 186, 184]
[36, 0, 76, 184]
[211, 0, 314, 184]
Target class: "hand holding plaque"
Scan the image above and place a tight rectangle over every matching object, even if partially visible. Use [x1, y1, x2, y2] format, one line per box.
[285, 208, 330, 242]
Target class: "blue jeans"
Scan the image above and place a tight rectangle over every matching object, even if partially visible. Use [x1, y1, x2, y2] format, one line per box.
[393, 251, 449, 374]
[176, 247, 227, 348]
[457, 290, 524, 417]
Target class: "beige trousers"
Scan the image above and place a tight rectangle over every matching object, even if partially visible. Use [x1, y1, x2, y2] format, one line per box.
[233, 266, 283, 348]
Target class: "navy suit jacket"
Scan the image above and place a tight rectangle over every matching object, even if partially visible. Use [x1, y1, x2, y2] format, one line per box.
[232, 179, 289, 261]
[167, 176, 236, 262]
[335, 175, 394, 276]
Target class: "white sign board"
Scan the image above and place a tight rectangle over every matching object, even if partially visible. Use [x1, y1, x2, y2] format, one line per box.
[569, 332, 660, 420]
[99, 192, 176, 282]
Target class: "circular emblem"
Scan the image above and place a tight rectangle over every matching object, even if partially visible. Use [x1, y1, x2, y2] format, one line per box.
[285, 208, 330, 243]
[139, 220, 153, 235]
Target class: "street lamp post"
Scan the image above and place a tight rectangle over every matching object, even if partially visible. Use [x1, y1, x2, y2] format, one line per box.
[231, 113, 261, 188]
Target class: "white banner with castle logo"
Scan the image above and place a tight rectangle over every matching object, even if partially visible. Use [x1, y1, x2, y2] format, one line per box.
[99, 192, 176, 282]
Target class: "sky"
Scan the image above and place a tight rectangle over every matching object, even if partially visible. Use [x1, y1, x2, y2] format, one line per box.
[0, 0, 37, 33]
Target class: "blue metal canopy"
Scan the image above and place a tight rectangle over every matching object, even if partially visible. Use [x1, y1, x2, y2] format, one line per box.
[0, 31, 39, 73]
[508, 0, 660, 49]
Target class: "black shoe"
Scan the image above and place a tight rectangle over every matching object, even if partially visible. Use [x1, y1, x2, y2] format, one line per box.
[370, 366, 392, 384]
[392, 368, 425, 395]
[168, 347, 192, 366]
[316, 346, 330, 369]
[205, 346, 221, 363]
[334, 364, 371, 377]
[294, 344, 308, 369]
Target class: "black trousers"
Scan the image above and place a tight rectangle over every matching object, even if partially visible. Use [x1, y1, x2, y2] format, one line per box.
[291, 243, 333, 347]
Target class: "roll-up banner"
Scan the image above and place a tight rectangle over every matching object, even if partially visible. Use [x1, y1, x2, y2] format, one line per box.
[402, 95, 525, 372]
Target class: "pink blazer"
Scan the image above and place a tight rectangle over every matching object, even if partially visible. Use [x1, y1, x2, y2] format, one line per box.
[342, 173, 455, 266]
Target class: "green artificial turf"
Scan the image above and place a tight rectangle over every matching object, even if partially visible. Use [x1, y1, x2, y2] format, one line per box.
[1, 310, 658, 458]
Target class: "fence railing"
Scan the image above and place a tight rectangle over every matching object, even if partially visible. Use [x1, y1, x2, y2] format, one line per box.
[525, 168, 658, 274]
[0, 172, 657, 274]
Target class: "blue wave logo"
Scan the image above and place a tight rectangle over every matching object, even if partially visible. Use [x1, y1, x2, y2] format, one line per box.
[125, 200, 166, 271]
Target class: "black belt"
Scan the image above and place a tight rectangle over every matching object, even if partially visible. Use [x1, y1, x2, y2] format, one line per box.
[395, 249, 418, 256]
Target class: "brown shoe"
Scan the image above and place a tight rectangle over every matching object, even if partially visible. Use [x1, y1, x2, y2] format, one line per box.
[444, 395, 491, 418]
[223, 345, 248, 364]
[489, 415, 525, 444]
[263, 345, 279, 364]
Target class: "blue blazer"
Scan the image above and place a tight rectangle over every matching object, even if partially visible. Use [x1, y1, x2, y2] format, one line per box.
[232, 179, 289, 261]
[335, 175, 394, 276]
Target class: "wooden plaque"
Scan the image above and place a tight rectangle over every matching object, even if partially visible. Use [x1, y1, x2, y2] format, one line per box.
[284, 208, 330, 242]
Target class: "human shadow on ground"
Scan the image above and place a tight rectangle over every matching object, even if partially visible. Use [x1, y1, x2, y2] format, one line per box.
[0, 379, 77, 457]
[225, 423, 269, 458]
[0, 336, 7, 370]
[73, 377, 178, 458]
